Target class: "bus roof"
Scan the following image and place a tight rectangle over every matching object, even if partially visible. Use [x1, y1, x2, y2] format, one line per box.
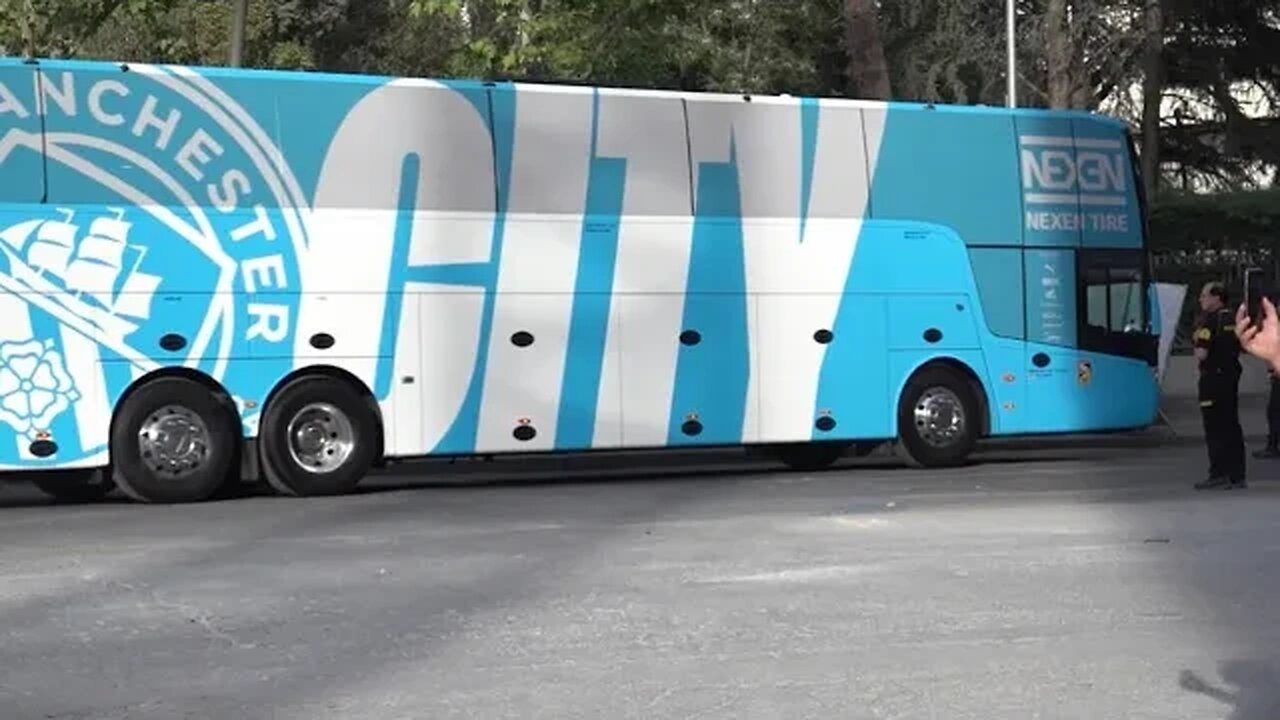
[1, 55, 1131, 131]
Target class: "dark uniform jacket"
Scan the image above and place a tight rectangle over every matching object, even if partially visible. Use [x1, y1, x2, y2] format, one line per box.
[1194, 307, 1241, 399]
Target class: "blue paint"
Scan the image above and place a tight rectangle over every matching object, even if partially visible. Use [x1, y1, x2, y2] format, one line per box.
[1072, 119, 1143, 250]
[814, 293, 892, 439]
[868, 110, 1023, 246]
[667, 139, 750, 446]
[28, 309, 85, 462]
[0, 67, 44, 204]
[556, 90, 627, 450]
[1024, 248, 1077, 347]
[373, 154, 422, 400]
[967, 248, 1026, 340]
[434, 85, 517, 455]
[799, 98, 820, 240]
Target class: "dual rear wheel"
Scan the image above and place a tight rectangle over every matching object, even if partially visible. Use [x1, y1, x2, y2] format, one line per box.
[48, 374, 379, 504]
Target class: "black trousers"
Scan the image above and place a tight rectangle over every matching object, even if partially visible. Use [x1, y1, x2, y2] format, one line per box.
[1267, 378, 1280, 449]
[1201, 373, 1246, 481]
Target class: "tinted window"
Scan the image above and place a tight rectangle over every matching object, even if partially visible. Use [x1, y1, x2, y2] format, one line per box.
[1085, 265, 1144, 334]
[1078, 248, 1156, 364]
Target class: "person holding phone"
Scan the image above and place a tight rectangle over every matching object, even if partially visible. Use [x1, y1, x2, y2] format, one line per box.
[1235, 294, 1280, 379]
[1193, 281, 1247, 490]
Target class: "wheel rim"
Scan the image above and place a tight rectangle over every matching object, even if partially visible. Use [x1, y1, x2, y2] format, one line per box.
[286, 402, 355, 474]
[913, 387, 967, 448]
[138, 405, 212, 478]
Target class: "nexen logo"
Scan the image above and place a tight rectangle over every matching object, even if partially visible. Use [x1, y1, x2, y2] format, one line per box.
[1019, 135, 1129, 207]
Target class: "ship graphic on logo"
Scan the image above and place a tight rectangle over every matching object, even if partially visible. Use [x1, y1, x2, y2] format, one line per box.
[0, 207, 162, 341]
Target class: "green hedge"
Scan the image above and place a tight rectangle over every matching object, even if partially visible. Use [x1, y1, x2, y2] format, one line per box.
[1150, 188, 1280, 252]
[1148, 188, 1279, 352]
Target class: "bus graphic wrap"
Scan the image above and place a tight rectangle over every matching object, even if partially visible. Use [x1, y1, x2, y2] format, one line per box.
[0, 59, 1159, 482]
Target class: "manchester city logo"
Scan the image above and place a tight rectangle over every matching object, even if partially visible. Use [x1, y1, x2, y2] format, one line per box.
[0, 63, 308, 468]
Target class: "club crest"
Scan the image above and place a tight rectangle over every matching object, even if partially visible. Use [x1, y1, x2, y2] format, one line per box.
[0, 64, 310, 467]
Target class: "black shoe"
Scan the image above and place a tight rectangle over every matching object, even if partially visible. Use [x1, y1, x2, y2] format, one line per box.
[1230, 478, 1249, 490]
[1253, 448, 1280, 459]
[1195, 476, 1231, 490]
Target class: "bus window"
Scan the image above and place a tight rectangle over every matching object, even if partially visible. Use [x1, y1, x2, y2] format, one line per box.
[1079, 248, 1156, 364]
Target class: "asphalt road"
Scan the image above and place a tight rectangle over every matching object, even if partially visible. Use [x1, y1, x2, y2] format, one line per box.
[2, 443, 1279, 719]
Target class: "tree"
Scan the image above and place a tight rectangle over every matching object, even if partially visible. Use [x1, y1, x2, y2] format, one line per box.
[845, 0, 890, 99]
[1140, 0, 1165, 200]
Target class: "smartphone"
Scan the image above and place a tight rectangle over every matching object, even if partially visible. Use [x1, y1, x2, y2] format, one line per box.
[1245, 266, 1265, 322]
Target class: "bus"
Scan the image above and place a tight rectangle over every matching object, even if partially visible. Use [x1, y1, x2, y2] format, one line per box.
[0, 57, 1160, 504]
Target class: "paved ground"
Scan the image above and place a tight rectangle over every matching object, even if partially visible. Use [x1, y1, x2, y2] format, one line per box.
[2, 442, 1280, 719]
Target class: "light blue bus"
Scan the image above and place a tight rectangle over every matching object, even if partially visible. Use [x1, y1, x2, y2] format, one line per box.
[0, 57, 1159, 503]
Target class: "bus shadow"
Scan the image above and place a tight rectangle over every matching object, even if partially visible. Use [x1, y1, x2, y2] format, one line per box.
[0, 449, 1089, 509]
[352, 448, 1084, 493]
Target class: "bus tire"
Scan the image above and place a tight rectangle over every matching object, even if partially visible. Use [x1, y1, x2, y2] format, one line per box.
[110, 377, 239, 504]
[259, 375, 377, 497]
[31, 468, 115, 503]
[776, 441, 849, 472]
[896, 366, 979, 468]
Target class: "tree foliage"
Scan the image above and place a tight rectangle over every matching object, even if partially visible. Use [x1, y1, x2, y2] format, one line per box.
[1, 0, 1275, 248]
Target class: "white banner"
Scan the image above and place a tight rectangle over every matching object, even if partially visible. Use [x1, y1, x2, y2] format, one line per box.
[1155, 282, 1187, 384]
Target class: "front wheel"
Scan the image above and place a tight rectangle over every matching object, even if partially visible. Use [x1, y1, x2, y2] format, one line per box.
[259, 376, 378, 497]
[896, 366, 980, 468]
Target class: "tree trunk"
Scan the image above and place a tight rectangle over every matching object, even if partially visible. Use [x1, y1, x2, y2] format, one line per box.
[844, 0, 891, 100]
[1140, 0, 1164, 201]
[1045, 0, 1073, 108]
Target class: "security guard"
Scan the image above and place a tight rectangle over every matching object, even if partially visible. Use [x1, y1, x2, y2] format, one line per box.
[1194, 281, 1247, 490]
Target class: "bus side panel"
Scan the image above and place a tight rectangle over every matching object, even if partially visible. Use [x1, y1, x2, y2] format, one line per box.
[819, 224, 996, 441]
[558, 92, 691, 452]
[728, 100, 872, 445]
[863, 106, 1023, 247]
[0, 63, 44, 205]
[806, 294, 891, 441]
[16, 60, 402, 469]
[0, 64, 92, 470]
[271, 74, 498, 459]
[1015, 115, 1083, 248]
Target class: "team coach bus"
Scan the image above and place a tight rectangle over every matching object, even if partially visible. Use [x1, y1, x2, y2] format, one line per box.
[0, 57, 1159, 503]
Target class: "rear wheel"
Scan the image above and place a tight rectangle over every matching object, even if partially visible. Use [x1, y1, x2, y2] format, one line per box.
[110, 377, 239, 504]
[896, 366, 981, 468]
[31, 468, 115, 503]
[259, 375, 378, 497]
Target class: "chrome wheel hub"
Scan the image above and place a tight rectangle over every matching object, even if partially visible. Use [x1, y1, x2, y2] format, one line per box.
[138, 405, 211, 477]
[287, 402, 355, 473]
[913, 387, 966, 448]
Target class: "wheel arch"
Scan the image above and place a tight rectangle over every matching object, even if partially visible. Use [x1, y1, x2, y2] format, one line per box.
[893, 356, 991, 438]
[260, 365, 386, 464]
